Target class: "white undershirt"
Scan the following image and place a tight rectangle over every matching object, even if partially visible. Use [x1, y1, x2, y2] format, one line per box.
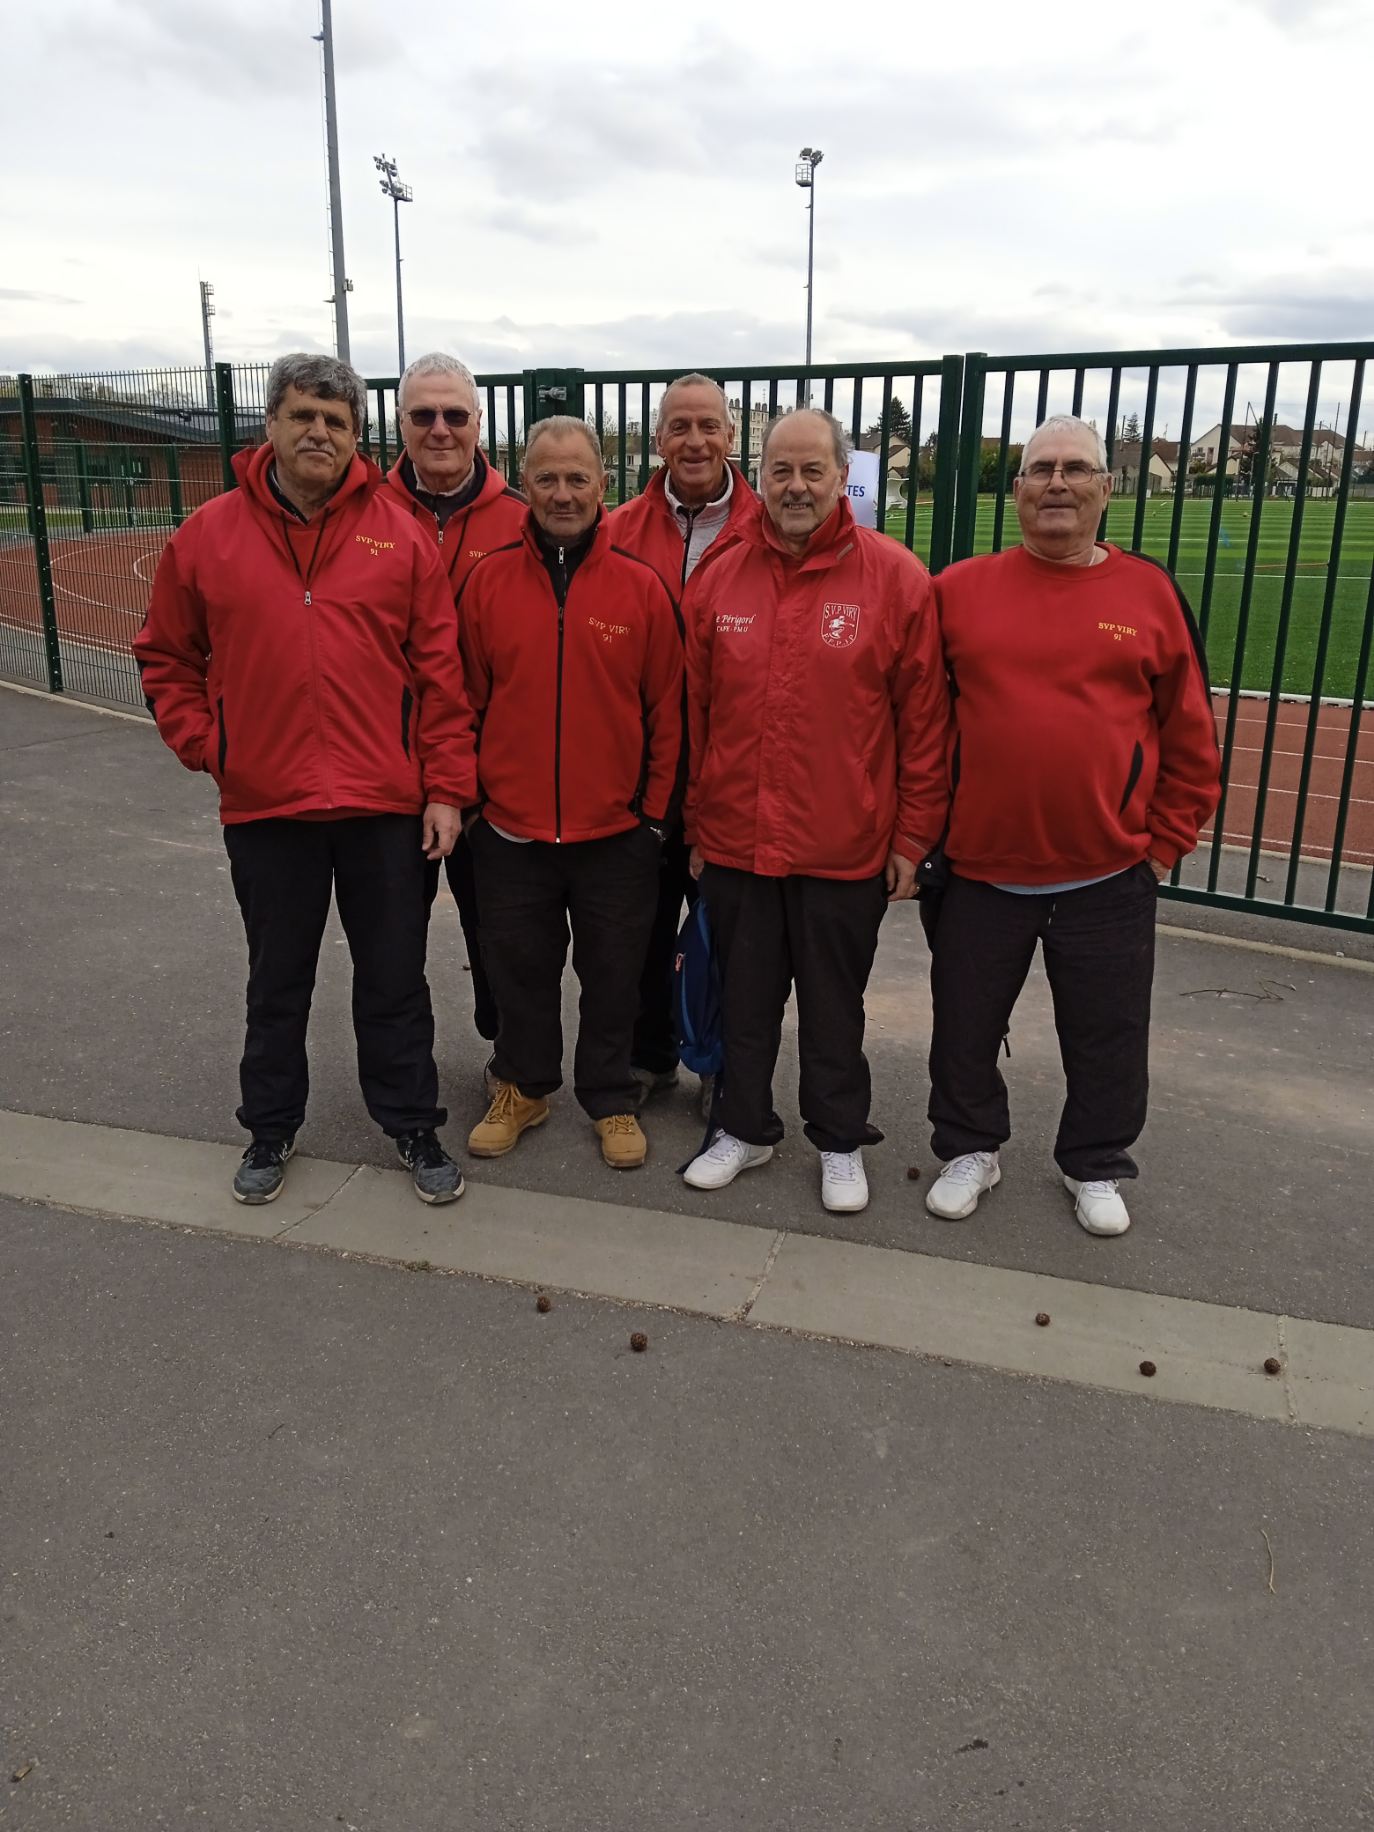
[665, 468, 734, 580]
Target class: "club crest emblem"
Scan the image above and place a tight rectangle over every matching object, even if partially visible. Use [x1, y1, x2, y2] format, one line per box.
[821, 602, 861, 649]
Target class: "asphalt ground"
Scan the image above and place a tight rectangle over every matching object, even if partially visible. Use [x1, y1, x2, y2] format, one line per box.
[2, 686, 1371, 1331]
[4, 1195, 1374, 1832]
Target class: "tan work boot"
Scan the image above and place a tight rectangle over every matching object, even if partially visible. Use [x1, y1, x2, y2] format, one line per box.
[595, 1113, 647, 1169]
[467, 1081, 550, 1158]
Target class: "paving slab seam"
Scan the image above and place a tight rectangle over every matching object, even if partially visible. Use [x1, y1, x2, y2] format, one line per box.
[731, 1227, 788, 1322]
[3, 1109, 1371, 1439]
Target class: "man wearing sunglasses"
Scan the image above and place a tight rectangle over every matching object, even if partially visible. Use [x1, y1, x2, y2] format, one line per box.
[925, 414, 1220, 1237]
[385, 354, 527, 1066]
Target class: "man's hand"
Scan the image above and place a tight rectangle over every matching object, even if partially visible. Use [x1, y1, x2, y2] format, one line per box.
[885, 850, 918, 902]
[1148, 856, 1169, 881]
[422, 802, 462, 860]
[689, 845, 704, 881]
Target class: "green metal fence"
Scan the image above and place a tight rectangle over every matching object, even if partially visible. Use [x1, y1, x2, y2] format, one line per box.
[2, 345, 1371, 934]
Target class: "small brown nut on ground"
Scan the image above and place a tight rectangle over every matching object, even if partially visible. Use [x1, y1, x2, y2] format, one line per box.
[536, 1294, 552, 1314]
[1263, 1356, 1282, 1375]
[906, 1166, 921, 1181]
[630, 1332, 648, 1353]
[1035, 1312, 1051, 1327]
[1139, 1360, 1157, 1377]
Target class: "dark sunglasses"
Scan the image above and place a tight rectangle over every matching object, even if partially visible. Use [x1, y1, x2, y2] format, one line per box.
[404, 406, 473, 429]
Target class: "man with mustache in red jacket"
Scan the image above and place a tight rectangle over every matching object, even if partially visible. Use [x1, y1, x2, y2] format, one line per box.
[134, 353, 477, 1208]
[383, 353, 526, 1073]
[925, 414, 1221, 1237]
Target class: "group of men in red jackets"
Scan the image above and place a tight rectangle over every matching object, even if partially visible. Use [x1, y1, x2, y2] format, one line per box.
[134, 352, 1220, 1234]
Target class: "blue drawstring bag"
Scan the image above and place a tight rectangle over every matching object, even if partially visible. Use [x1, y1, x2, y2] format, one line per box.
[674, 898, 724, 1079]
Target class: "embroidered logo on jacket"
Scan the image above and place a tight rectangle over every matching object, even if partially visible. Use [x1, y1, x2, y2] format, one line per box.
[1098, 621, 1138, 642]
[355, 534, 396, 557]
[821, 602, 861, 649]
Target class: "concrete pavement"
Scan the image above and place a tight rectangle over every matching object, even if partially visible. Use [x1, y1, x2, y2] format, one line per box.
[5, 1194, 1374, 1831]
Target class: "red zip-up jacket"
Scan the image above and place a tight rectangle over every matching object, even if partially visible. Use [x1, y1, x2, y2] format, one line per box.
[456, 511, 685, 844]
[382, 449, 527, 594]
[133, 444, 477, 823]
[935, 544, 1221, 881]
[609, 461, 758, 593]
[685, 498, 950, 880]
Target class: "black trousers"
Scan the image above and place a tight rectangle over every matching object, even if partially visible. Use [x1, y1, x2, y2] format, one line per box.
[927, 865, 1158, 1181]
[223, 814, 445, 1142]
[702, 864, 888, 1155]
[632, 828, 699, 1074]
[422, 835, 499, 1041]
[469, 820, 661, 1120]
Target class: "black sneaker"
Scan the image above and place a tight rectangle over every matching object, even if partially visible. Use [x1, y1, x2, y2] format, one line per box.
[395, 1129, 464, 1204]
[232, 1136, 295, 1205]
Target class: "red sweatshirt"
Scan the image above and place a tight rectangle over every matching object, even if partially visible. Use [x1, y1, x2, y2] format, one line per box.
[935, 544, 1221, 881]
[685, 499, 950, 880]
[456, 512, 685, 844]
[133, 444, 477, 822]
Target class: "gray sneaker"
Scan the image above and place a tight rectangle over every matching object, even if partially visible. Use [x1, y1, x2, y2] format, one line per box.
[631, 1065, 680, 1101]
[395, 1129, 464, 1204]
[232, 1137, 295, 1205]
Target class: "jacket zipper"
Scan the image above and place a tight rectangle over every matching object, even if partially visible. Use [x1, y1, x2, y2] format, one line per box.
[678, 509, 698, 591]
[280, 510, 335, 801]
[551, 545, 568, 841]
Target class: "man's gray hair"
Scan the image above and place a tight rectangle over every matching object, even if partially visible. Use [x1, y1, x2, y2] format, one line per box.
[523, 415, 604, 470]
[759, 407, 850, 470]
[657, 372, 734, 432]
[1020, 414, 1108, 472]
[398, 351, 480, 414]
[265, 353, 366, 433]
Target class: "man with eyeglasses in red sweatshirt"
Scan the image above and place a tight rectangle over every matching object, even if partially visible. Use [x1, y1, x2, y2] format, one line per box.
[925, 414, 1221, 1238]
[385, 354, 526, 1072]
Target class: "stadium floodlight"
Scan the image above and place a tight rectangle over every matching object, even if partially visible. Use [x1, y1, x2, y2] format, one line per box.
[795, 148, 824, 402]
[375, 154, 414, 375]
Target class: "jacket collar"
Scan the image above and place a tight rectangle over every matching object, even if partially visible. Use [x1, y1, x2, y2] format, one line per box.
[520, 504, 611, 562]
[235, 442, 380, 521]
[750, 495, 857, 570]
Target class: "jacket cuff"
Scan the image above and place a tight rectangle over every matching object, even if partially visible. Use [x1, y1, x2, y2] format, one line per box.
[1146, 838, 1181, 870]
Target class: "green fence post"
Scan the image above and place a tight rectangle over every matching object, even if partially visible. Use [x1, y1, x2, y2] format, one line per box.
[524, 368, 586, 428]
[74, 440, 94, 534]
[928, 354, 965, 573]
[165, 445, 184, 526]
[17, 374, 63, 694]
[952, 352, 987, 561]
[215, 362, 238, 491]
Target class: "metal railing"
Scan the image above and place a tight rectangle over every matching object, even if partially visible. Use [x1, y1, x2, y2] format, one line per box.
[2, 345, 1371, 934]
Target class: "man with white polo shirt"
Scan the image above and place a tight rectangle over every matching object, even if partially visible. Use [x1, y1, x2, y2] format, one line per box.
[610, 374, 758, 1109]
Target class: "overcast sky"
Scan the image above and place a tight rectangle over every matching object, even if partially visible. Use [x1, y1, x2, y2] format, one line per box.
[2, 0, 1372, 435]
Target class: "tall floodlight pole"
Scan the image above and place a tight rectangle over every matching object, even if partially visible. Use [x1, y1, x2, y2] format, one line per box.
[794, 148, 824, 404]
[374, 154, 413, 373]
[316, 0, 351, 361]
[199, 280, 215, 412]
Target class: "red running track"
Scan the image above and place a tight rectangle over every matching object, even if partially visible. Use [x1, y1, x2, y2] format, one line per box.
[3, 528, 1372, 868]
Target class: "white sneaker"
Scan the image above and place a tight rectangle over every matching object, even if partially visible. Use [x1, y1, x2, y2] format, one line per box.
[820, 1149, 868, 1213]
[1063, 1175, 1131, 1236]
[925, 1150, 1001, 1220]
[683, 1129, 773, 1191]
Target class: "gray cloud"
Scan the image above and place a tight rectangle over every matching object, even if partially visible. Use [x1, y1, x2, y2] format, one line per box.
[0, 289, 80, 305]
[466, 204, 589, 249]
[56, 0, 399, 98]
[1168, 269, 1374, 343]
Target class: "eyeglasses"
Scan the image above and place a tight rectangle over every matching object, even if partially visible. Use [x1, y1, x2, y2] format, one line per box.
[1020, 459, 1105, 484]
[404, 407, 474, 429]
